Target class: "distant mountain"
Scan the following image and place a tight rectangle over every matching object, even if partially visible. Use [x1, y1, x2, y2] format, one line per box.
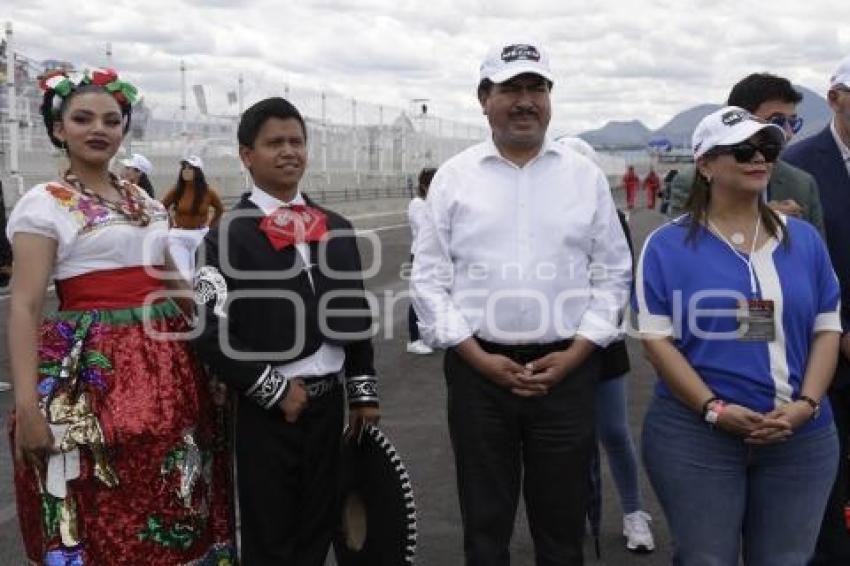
[652, 103, 719, 148]
[578, 85, 831, 150]
[578, 120, 652, 149]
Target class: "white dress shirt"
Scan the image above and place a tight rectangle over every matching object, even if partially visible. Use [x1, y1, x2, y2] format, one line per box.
[831, 118, 850, 178]
[249, 185, 345, 379]
[408, 196, 428, 255]
[411, 137, 632, 348]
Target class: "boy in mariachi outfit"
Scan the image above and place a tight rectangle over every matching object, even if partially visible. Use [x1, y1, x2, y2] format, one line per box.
[193, 97, 379, 565]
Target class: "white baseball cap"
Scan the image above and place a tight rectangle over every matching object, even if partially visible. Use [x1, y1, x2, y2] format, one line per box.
[479, 41, 553, 84]
[829, 54, 850, 89]
[692, 106, 786, 159]
[120, 153, 153, 176]
[182, 155, 204, 169]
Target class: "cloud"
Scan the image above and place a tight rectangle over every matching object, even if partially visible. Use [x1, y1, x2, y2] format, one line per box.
[4, 0, 850, 138]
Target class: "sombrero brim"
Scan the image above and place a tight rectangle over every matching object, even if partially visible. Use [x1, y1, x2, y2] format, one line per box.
[333, 424, 417, 565]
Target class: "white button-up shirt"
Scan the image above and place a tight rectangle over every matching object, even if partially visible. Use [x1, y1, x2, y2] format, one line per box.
[408, 196, 428, 255]
[249, 185, 345, 379]
[411, 137, 632, 348]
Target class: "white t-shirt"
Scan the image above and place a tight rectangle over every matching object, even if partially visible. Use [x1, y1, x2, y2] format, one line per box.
[6, 181, 170, 280]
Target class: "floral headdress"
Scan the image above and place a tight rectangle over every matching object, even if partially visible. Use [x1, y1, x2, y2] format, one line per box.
[38, 67, 139, 116]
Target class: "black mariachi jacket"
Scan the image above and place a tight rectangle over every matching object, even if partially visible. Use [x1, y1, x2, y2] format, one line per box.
[192, 193, 377, 410]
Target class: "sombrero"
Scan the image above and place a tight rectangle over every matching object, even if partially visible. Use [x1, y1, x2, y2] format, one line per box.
[333, 424, 417, 565]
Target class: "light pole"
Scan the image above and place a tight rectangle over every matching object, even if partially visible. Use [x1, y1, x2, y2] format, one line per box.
[5, 21, 23, 196]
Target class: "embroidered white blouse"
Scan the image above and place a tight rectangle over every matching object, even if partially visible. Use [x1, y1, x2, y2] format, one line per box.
[6, 181, 170, 280]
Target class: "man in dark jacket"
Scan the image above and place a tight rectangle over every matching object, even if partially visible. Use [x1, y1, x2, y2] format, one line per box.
[193, 97, 379, 565]
[782, 54, 850, 566]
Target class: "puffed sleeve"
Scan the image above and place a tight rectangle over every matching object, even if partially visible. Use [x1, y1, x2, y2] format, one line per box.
[6, 184, 78, 262]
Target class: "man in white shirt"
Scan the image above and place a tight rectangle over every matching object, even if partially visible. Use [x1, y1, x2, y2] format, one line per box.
[412, 41, 632, 565]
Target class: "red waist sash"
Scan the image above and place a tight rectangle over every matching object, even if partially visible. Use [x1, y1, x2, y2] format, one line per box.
[56, 266, 168, 311]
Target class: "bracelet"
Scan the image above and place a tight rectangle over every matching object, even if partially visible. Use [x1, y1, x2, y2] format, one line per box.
[705, 400, 726, 426]
[701, 396, 720, 418]
[798, 395, 821, 420]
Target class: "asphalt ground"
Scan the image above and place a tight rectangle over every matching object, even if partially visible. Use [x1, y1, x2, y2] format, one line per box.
[0, 193, 673, 565]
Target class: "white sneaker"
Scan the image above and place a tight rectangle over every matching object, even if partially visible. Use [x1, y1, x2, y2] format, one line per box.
[406, 340, 433, 355]
[623, 510, 655, 553]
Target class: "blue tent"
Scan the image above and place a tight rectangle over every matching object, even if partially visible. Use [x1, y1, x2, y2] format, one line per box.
[647, 136, 672, 152]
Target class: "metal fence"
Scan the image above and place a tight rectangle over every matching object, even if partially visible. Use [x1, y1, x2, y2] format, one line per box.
[1, 34, 489, 206]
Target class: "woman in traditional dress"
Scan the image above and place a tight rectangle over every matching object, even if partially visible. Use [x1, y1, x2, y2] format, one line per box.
[7, 68, 234, 565]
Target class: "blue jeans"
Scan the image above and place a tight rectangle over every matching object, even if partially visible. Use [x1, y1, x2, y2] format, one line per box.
[596, 375, 642, 514]
[642, 395, 838, 566]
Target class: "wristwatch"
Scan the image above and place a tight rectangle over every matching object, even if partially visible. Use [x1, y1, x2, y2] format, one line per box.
[798, 395, 821, 420]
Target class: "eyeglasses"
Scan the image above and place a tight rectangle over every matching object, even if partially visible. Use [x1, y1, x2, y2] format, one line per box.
[711, 141, 782, 163]
[767, 113, 803, 134]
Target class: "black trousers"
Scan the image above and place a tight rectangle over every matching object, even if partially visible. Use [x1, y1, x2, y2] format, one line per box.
[408, 255, 420, 342]
[445, 341, 598, 566]
[812, 386, 850, 565]
[235, 382, 344, 566]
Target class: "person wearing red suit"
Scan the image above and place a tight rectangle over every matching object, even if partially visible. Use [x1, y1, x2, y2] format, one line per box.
[623, 165, 640, 210]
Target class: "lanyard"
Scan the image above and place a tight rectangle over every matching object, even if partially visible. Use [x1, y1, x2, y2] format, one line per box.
[707, 215, 761, 297]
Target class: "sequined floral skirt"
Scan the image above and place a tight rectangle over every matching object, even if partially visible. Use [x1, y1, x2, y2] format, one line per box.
[10, 300, 235, 565]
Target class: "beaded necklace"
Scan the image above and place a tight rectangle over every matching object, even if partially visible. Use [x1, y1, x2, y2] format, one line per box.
[63, 171, 151, 226]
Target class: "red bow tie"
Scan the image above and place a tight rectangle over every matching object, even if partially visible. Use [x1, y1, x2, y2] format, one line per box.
[259, 204, 328, 251]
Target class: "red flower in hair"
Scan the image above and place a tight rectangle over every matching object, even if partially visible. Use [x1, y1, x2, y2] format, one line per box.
[38, 70, 67, 91]
[113, 91, 128, 106]
[90, 68, 119, 87]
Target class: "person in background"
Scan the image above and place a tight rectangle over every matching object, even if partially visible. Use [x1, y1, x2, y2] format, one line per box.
[643, 166, 660, 210]
[559, 136, 655, 553]
[413, 41, 632, 565]
[0, 179, 12, 288]
[120, 152, 155, 197]
[637, 106, 840, 564]
[407, 166, 436, 355]
[666, 73, 825, 237]
[659, 169, 678, 215]
[0, 179, 10, 392]
[623, 165, 640, 210]
[7, 67, 234, 565]
[782, 53, 850, 565]
[161, 155, 224, 280]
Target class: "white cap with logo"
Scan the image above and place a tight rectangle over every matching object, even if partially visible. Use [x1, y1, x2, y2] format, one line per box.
[830, 54, 850, 89]
[182, 155, 204, 170]
[479, 41, 553, 84]
[692, 106, 786, 159]
[120, 153, 153, 176]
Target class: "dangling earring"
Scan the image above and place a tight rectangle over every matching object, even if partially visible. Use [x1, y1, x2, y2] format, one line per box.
[58, 140, 71, 177]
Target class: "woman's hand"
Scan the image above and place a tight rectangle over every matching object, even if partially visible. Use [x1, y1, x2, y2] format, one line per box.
[760, 401, 814, 431]
[14, 403, 56, 470]
[714, 403, 769, 437]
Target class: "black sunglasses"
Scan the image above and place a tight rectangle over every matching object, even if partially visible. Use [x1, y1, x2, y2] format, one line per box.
[767, 113, 803, 134]
[711, 141, 782, 163]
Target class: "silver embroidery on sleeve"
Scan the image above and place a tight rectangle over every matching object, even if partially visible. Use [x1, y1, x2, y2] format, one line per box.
[346, 375, 378, 405]
[245, 367, 289, 409]
[193, 266, 228, 319]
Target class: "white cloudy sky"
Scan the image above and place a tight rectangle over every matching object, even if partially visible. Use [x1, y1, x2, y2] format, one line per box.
[4, 0, 850, 135]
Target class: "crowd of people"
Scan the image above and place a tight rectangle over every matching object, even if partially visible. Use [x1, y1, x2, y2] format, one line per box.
[3, 38, 850, 566]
